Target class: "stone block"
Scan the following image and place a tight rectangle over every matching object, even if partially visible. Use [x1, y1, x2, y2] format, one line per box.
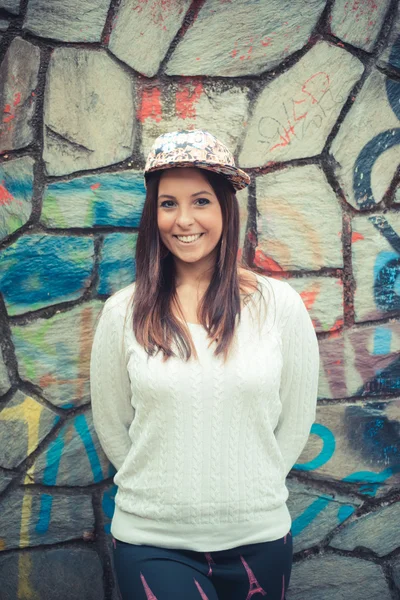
[330, 0, 390, 51]
[140, 81, 249, 160]
[330, 501, 400, 556]
[11, 300, 104, 409]
[0, 234, 94, 315]
[24, 0, 110, 42]
[0, 488, 95, 550]
[26, 409, 112, 486]
[284, 277, 343, 333]
[0, 0, 20, 14]
[43, 48, 135, 176]
[393, 556, 400, 590]
[97, 232, 137, 296]
[0, 37, 40, 153]
[0, 157, 34, 242]
[0, 471, 14, 494]
[41, 170, 146, 229]
[109, 0, 191, 77]
[237, 186, 249, 258]
[255, 164, 343, 271]
[0, 351, 11, 395]
[352, 212, 400, 322]
[0, 547, 104, 600]
[0, 389, 58, 469]
[287, 479, 361, 552]
[380, 11, 400, 71]
[330, 70, 400, 209]
[166, 0, 325, 77]
[240, 41, 364, 166]
[287, 554, 391, 600]
[318, 321, 400, 400]
[296, 398, 400, 495]
[0, 18, 9, 32]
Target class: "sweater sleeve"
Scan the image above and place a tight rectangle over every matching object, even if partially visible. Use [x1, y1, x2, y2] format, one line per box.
[90, 297, 135, 471]
[274, 285, 320, 478]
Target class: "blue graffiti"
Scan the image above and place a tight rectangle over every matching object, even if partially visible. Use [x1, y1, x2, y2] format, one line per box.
[294, 423, 335, 471]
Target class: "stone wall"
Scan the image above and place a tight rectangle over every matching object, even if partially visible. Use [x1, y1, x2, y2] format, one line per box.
[0, 1, 399, 599]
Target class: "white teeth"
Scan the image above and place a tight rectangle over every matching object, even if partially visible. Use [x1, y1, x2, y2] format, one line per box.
[176, 233, 203, 243]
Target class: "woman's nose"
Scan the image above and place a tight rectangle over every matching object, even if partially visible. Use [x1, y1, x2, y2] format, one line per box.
[175, 209, 195, 226]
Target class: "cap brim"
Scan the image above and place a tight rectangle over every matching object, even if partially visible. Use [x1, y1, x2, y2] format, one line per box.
[144, 161, 250, 191]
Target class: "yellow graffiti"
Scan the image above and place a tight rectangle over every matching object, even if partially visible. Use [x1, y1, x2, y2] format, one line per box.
[17, 553, 40, 600]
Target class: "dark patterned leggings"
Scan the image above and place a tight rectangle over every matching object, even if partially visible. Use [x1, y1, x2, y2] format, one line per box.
[112, 531, 292, 600]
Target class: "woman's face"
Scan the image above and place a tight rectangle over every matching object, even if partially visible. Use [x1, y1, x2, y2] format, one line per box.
[157, 167, 223, 266]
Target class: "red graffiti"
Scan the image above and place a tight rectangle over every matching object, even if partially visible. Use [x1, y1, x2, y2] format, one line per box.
[137, 86, 162, 123]
[352, 232, 364, 242]
[175, 81, 203, 120]
[90, 183, 101, 191]
[0, 181, 15, 206]
[254, 249, 283, 273]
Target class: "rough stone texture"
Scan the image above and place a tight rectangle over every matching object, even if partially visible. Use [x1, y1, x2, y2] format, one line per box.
[286, 479, 361, 552]
[109, 0, 191, 77]
[395, 184, 400, 204]
[330, 70, 400, 210]
[26, 409, 112, 486]
[287, 554, 392, 600]
[0, 37, 40, 154]
[41, 170, 146, 229]
[0, 547, 105, 600]
[393, 556, 400, 590]
[0, 471, 14, 494]
[140, 82, 249, 161]
[0, 234, 94, 316]
[12, 300, 104, 409]
[97, 232, 137, 296]
[330, 0, 390, 52]
[0, 488, 95, 550]
[0, 18, 9, 32]
[0, 0, 20, 14]
[0, 390, 58, 469]
[352, 212, 400, 322]
[166, 0, 325, 77]
[237, 186, 249, 257]
[284, 277, 343, 333]
[101, 483, 117, 535]
[43, 48, 135, 176]
[23, 0, 110, 42]
[255, 165, 343, 271]
[0, 157, 34, 241]
[0, 352, 11, 395]
[240, 41, 364, 166]
[330, 501, 400, 556]
[318, 321, 400, 400]
[380, 11, 400, 70]
[297, 399, 400, 495]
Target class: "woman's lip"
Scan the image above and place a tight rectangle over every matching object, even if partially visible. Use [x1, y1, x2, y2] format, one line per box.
[173, 233, 205, 244]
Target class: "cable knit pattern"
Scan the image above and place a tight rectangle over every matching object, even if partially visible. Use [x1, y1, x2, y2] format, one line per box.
[90, 274, 320, 552]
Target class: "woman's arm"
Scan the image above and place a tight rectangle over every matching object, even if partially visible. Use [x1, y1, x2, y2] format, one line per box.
[90, 297, 135, 471]
[274, 285, 320, 478]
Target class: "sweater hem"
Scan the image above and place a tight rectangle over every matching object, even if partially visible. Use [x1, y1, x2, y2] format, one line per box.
[110, 502, 292, 552]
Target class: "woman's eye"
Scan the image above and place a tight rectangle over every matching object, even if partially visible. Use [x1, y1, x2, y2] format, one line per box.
[160, 200, 175, 208]
[196, 198, 210, 206]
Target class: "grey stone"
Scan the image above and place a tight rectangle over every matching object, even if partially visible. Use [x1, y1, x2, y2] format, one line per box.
[0, 157, 34, 242]
[98, 232, 137, 296]
[41, 169, 146, 229]
[395, 184, 400, 204]
[287, 554, 391, 600]
[24, 0, 110, 42]
[0, 37, 40, 153]
[0, 389, 58, 469]
[166, 0, 325, 77]
[330, 0, 390, 52]
[0, 0, 20, 14]
[393, 556, 400, 590]
[380, 11, 400, 70]
[255, 164, 343, 271]
[0, 18, 9, 31]
[0, 488, 95, 549]
[43, 48, 135, 176]
[237, 186, 249, 257]
[109, 0, 191, 77]
[239, 41, 364, 166]
[330, 502, 400, 556]
[297, 398, 400, 495]
[0, 547, 104, 600]
[352, 213, 400, 322]
[0, 234, 94, 315]
[330, 70, 400, 210]
[12, 300, 104, 408]
[286, 479, 361, 552]
[0, 351, 11, 395]
[26, 409, 112, 486]
[0, 470, 13, 494]
[140, 82, 249, 160]
[285, 277, 343, 333]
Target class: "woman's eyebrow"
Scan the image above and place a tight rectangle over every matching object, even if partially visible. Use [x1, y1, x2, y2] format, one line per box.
[158, 190, 213, 200]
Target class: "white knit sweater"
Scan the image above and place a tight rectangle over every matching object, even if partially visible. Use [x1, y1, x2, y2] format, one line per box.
[90, 273, 320, 552]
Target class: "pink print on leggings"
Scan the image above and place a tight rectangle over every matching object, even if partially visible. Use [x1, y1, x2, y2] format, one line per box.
[240, 555, 267, 599]
[140, 572, 158, 600]
[205, 553, 215, 577]
[194, 578, 209, 599]
[281, 574, 285, 600]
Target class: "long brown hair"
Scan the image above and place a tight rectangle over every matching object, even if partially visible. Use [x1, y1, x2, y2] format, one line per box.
[131, 168, 263, 362]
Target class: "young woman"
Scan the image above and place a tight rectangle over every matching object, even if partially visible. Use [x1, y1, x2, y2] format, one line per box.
[90, 129, 320, 600]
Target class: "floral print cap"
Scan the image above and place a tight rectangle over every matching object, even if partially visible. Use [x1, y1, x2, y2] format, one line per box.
[144, 129, 250, 191]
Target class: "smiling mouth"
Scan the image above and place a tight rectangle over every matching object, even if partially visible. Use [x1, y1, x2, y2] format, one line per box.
[173, 233, 205, 244]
